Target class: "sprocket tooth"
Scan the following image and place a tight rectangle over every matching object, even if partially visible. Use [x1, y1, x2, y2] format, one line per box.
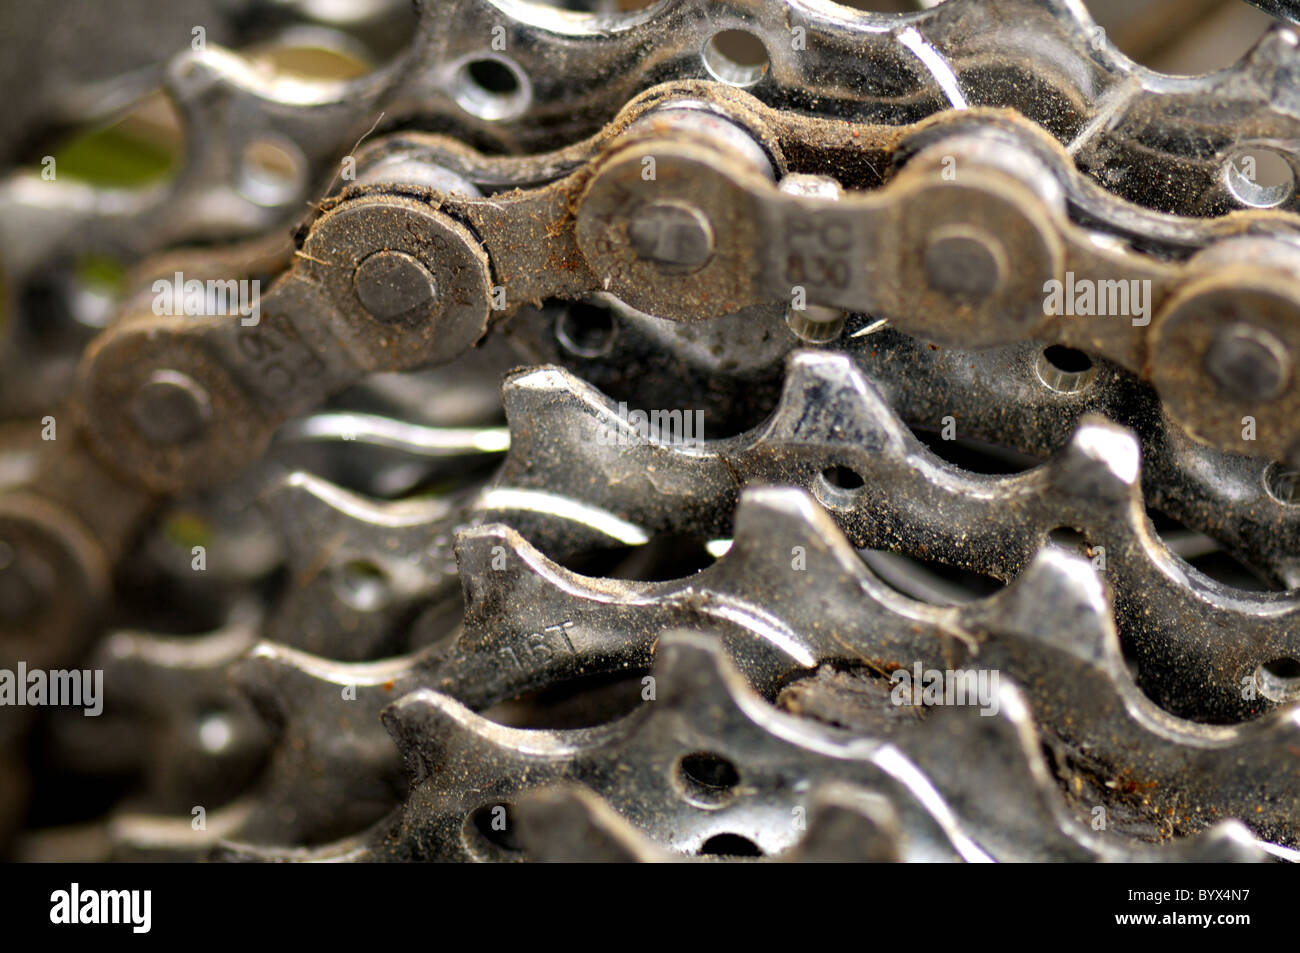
[498, 362, 728, 534]
[337, 629, 1040, 862]
[227, 641, 413, 846]
[765, 350, 913, 457]
[724, 484, 980, 666]
[500, 365, 619, 442]
[539, 358, 1300, 722]
[1051, 416, 1144, 506]
[780, 785, 905, 864]
[1154, 821, 1271, 864]
[226, 643, 294, 727]
[374, 688, 626, 861]
[108, 799, 258, 863]
[899, 678, 1102, 861]
[259, 471, 451, 569]
[240, 469, 1300, 855]
[513, 782, 909, 863]
[514, 786, 671, 863]
[210, 830, 378, 864]
[258, 471, 458, 660]
[379, 687, 604, 788]
[651, 629, 767, 722]
[48, 617, 268, 816]
[447, 523, 661, 704]
[251, 353, 1300, 726]
[971, 546, 1117, 671]
[1237, 15, 1300, 79]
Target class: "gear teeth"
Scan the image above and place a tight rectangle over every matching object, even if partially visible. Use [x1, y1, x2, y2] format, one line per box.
[1239, 16, 1300, 78]
[884, 673, 1270, 862]
[451, 524, 657, 697]
[365, 628, 988, 862]
[260, 372, 671, 657]
[500, 365, 612, 441]
[779, 785, 906, 863]
[487, 489, 1300, 850]
[260, 472, 455, 571]
[518, 354, 1300, 722]
[344, 626, 1285, 862]
[381, 687, 618, 788]
[512, 783, 908, 863]
[237, 479, 1300, 851]
[224, 516, 655, 848]
[261, 351, 1300, 723]
[229, 640, 416, 726]
[1153, 822, 1273, 864]
[210, 830, 378, 864]
[209, 479, 1300, 860]
[845, 331, 1300, 586]
[226, 642, 413, 846]
[108, 799, 258, 863]
[48, 617, 266, 813]
[764, 350, 912, 457]
[905, 679, 1101, 862]
[498, 362, 728, 535]
[1052, 416, 1143, 505]
[31, 619, 271, 861]
[258, 471, 458, 660]
[963, 563, 1300, 847]
[513, 786, 671, 863]
[971, 546, 1116, 670]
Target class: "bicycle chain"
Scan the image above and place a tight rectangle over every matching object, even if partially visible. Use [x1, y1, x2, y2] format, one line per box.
[7, 80, 1293, 673]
